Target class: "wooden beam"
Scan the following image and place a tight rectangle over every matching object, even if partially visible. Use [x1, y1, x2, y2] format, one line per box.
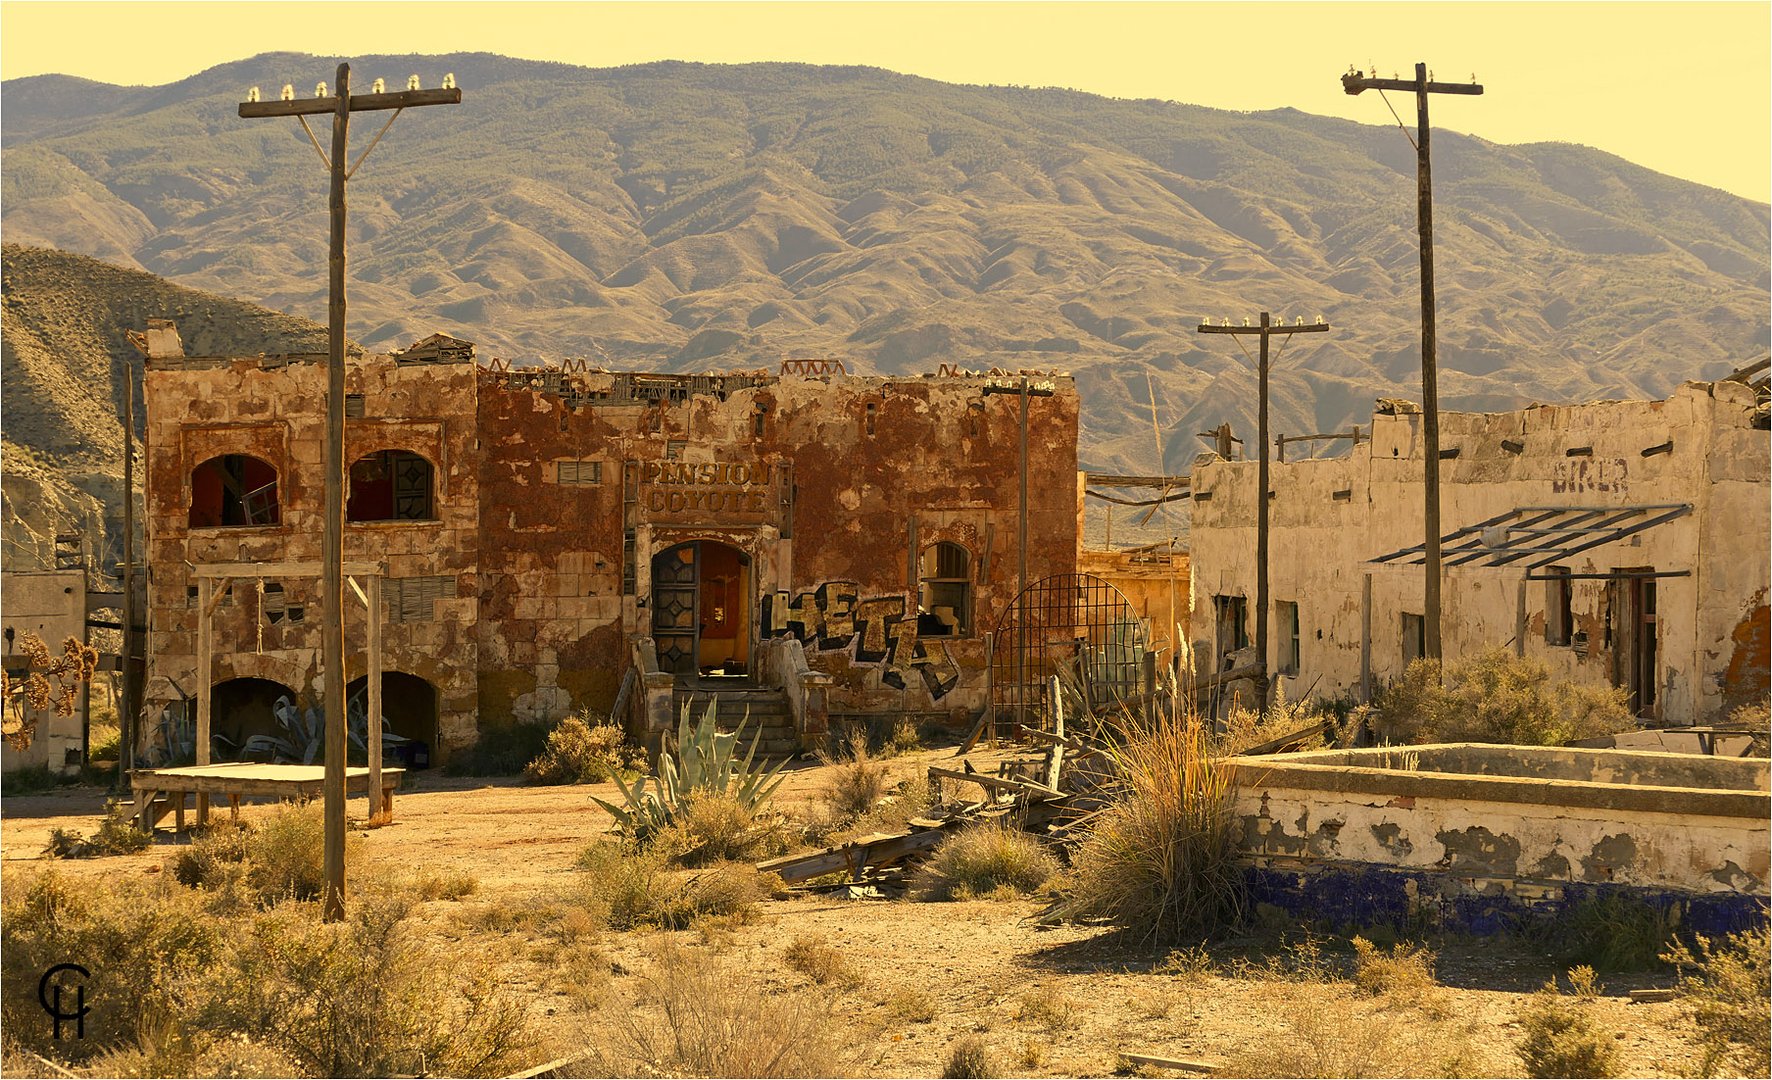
[1082, 472, 1193, 489]
[1120, 1052, 1220, 1074]
[238, 87, 462, 118]
[1342, 74, 1484, 95]
[927, 765, 1065, 800]
[193, 560, 383, 578]
[367, 573, 384, 822]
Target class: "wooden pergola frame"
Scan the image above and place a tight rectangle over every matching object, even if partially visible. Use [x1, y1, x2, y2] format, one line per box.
[192, 560, 387, 823]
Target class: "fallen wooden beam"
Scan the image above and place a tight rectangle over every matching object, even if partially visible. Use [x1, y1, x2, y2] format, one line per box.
[758, 821, 966, 884]
[927, 765, 1063, 800]
[1017, 724, 1087, 751]
[1628, 988, 1677, 1004]
[1120, 1052, 1219, 1074]
[1240, 720, 1333, 756]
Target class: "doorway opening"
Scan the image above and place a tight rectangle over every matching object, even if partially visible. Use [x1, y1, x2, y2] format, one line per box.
[651, 540, 752, 684]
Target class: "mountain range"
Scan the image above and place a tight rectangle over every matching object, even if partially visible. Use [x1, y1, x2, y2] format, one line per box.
[2, 53, 1767, 563]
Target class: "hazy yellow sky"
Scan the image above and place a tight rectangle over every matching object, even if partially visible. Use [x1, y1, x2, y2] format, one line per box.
[2, 1, 1767, 201]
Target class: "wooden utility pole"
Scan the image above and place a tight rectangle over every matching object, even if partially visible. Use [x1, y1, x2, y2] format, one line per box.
[1342, 63, 1482, 662]
[119, 368, 138, 789]
[981, 376, 1055, 599]
[239, 63, 460, 921]
[1197, 314, 1330, 709]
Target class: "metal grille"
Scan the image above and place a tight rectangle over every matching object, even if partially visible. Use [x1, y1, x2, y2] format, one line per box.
[989, 574, 1147, 734]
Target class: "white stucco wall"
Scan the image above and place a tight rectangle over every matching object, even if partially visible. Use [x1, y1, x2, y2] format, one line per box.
[1188, 381, 1770, 725]
[2, 569, 90, 773]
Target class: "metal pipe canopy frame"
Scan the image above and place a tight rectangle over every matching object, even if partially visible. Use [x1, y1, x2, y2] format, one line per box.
[988, 574, 1148, 738]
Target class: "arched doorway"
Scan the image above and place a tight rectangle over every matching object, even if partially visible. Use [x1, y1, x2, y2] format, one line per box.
[210, 677, 299, 761]
[346, 671, 438, 769]
[651, 540, 752, 684]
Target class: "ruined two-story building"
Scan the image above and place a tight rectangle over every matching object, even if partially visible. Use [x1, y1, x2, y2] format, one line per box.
[1188, 379, 1770, 726]
[137, 323, 1078, 764]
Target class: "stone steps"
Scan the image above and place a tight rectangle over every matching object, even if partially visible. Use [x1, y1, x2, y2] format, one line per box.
[673, 687, 802, 759]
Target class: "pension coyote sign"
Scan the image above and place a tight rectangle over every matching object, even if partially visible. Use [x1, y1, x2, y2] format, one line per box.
[633, 460, 778, 520]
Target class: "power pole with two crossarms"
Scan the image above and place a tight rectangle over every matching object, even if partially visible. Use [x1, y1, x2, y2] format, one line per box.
[1341, 62, 1482, 665]
[237, 63, 460, 921]
[1197, 313, 1330, 711]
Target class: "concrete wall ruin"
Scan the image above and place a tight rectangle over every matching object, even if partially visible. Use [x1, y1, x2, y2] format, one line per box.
[1188, 382, 1770, 725]
[1, 569, 91, 774]
[1229, 744, 1770, 934]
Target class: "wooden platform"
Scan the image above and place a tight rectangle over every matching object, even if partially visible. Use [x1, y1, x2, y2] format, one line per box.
[130, 763, 405, 832]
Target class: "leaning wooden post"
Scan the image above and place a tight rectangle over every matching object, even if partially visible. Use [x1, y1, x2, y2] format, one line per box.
[367, 573, 384, 822]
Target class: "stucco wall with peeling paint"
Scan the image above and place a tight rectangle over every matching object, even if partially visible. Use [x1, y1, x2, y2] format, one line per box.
[143, 328, 1078, 762]
[1189, 381, 1770, 725]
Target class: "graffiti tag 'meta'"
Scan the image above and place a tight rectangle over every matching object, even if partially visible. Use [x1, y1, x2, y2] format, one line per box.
[761, 581, 961, 699]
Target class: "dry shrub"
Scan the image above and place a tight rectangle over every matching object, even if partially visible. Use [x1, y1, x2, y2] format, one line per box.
[220, 895, 535, 1077]
[524, 711, 643, 785]
[1515, 967, 1618, 1079]
[1662, 923, 1770, 1077]
[1013, 984, 1077, 1035]
[885, 716, 923, 756]
[919, 822, 1057, 901]
[880, 986, 937, 1024]
[942, 1034, 996, 1079]
[0, 870, 224, 1061]
[1372, 648, 1633, 746]
[411, 868, 480, 901]
[1531, 892, 1676, 972]
[1350, 936, 1443, 1009]
[820, 728, 891, 821]
[3, 868, 533, 1077]
[784, 933, 858, 987]
[1222, 996, 1497, 1078]
[1065, 712, 1244, 941]
[588, 943, 858, 1077]
[666, 791, 792, 865]
[575, 840, 775, 930]
[43, 800, 151, 857]
[1218, 683, 1330, 755]
[172, 802, 343, 906]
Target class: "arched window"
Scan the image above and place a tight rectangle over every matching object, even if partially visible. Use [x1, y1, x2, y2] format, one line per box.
[347, 450, 435, 522]
[189, 455, 280, 528]
[918, 542, 972, 637]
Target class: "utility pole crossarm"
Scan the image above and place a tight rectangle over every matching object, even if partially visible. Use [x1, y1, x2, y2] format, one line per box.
[1341, 74, 1483, 96]
[1197, 322, 1330, 335]
[238, 87, 462, 118]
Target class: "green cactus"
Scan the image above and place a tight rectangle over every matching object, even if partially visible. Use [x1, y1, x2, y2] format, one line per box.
[592, 699, 789, 843]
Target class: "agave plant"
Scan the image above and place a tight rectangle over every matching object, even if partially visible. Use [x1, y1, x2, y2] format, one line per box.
[592, 699, 789, 842]
[237, 693, 409, 765]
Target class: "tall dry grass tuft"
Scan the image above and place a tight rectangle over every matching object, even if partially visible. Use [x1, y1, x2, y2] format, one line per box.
[1065, 709, 1245, 941]
[585, 943, 857, 1077]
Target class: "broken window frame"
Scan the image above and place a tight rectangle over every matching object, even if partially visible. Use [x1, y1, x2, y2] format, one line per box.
[917, 541, 972, 638]
[189, 454, 281, 529]
[346, 449, 437, 523]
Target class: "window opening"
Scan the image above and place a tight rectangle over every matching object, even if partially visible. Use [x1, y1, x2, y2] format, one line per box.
[1402, 613, 1425, 667]
[190, 455, 280, 528]
[1277, 600, 1300, 676]
[918, 542, 972, 637]
[347, 450, 435, 522]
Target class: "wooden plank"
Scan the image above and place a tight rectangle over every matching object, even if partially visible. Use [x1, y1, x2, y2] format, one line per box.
[758, 824, 957, 884]
[238, 87, 463, 118]
[1120, 1052, 1220, 1074]
[1240, 720, 1332, 757]
[1017, 725, 1086, 751]
[1628, 988, 1676, 1003]
[192, 560, 383, 578]
[927, 765, 1063, 799]
[1046, 674, 1066, 792]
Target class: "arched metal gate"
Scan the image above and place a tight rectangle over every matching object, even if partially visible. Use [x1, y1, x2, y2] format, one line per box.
[989, 574, 1148, 734]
